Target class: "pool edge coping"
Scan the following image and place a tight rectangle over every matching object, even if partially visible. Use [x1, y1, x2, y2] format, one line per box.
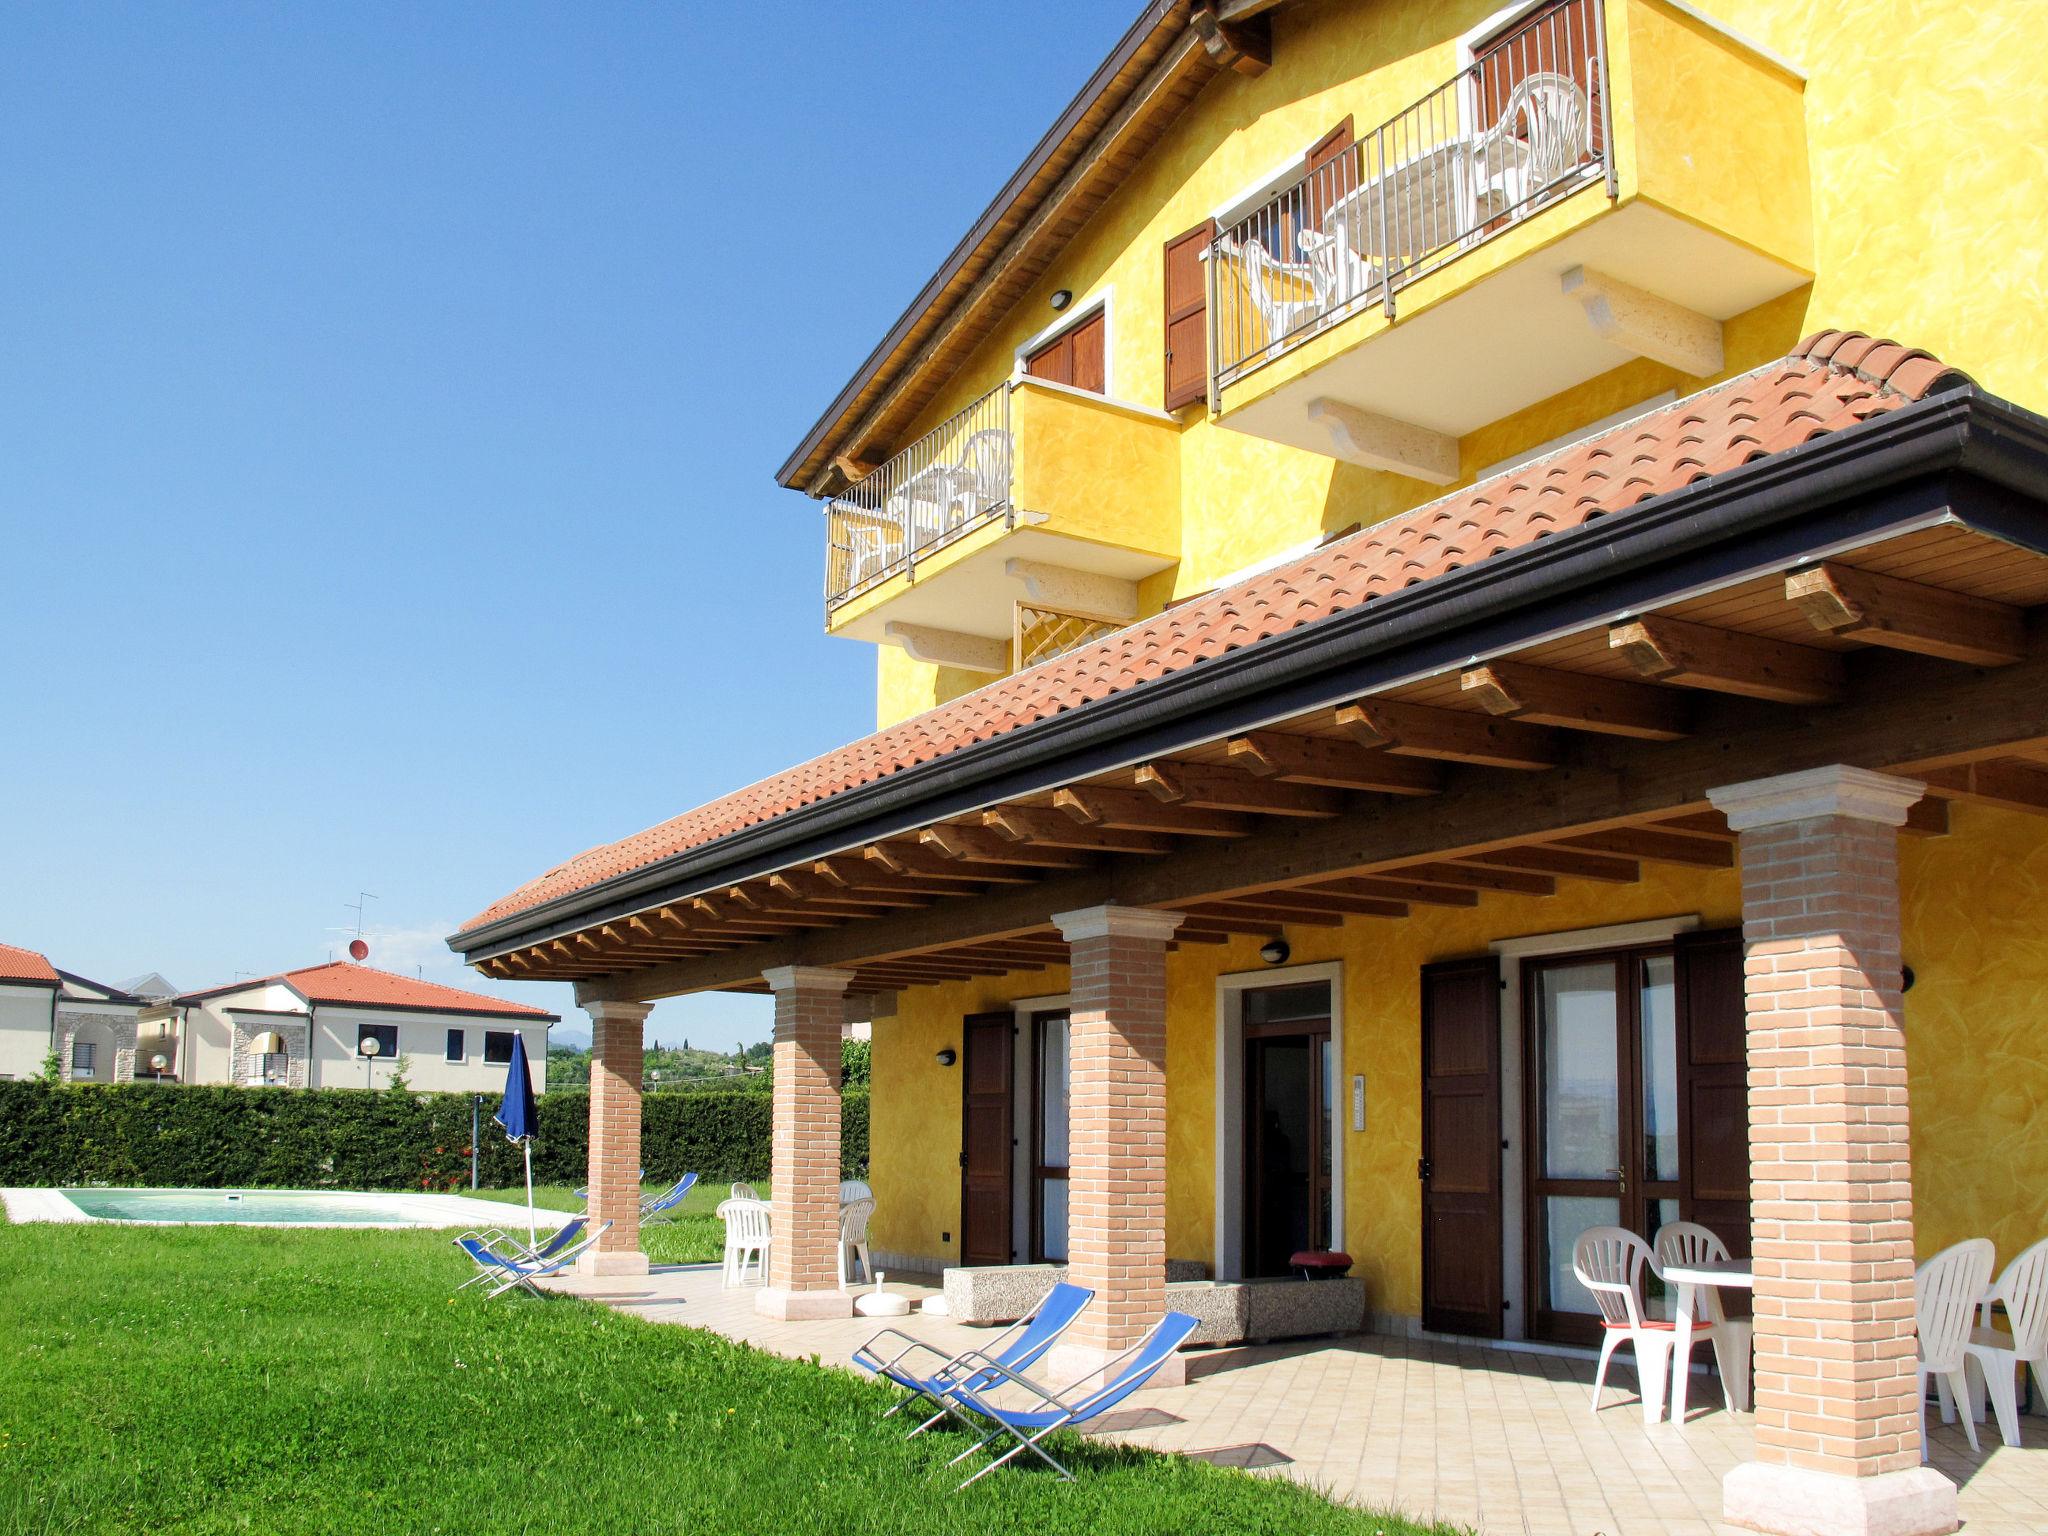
[0, 1188, 575, 1230]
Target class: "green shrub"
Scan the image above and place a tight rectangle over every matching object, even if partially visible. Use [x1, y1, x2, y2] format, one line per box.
[0, 1080, 868, 1189]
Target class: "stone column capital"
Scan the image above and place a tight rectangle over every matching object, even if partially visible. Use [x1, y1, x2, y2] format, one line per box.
[762, 965, 857, 997]
[1052, 904, 1186, 945]
[583, 998, 655, 1025]
[1707, 764, 1925, 832]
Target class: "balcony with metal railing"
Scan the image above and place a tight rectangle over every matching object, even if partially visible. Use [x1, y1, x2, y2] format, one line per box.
[822, 377, 1180, 673]
[1209, 0, 1812, 477]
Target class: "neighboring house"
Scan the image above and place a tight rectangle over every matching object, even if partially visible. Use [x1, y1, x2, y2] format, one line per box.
[451, 6, 2048, 1535]
[160, 962, 556, 1092]
[0, 941, 147, 1082]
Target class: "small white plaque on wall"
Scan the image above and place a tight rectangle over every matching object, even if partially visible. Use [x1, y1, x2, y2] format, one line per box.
[1352, 1074, 1366, 1133]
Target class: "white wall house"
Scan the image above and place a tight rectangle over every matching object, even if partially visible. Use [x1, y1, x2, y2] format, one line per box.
[164, 960, 555, 1092]
[0, 941, 147, 1081]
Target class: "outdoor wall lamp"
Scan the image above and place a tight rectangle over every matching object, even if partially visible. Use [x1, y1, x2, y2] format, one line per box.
[1259, 937, 1291, 966]
[1049, 288, 1073, 311]
[935, 1048, 958, 1067]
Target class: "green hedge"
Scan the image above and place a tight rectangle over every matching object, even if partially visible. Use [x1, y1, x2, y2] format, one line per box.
[0, 1081, 868, 1191]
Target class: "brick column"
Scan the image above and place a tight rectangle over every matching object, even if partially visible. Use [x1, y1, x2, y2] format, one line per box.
[1708, 767, 1956, 1536]
[579, 998, 652, 1276]
[1049, 905, 1184, 1386]
[759, 966, 856, 1319]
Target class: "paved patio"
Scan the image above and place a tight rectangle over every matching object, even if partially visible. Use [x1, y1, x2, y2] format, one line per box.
[545, 1264, 2048, 1536]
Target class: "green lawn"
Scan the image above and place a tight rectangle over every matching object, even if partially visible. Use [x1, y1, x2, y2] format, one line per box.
[0, 1220, 1462, 1535]
[468, 1178, 742, 1266]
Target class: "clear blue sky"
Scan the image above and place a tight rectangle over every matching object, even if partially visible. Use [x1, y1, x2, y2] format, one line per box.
[0, 2, 1133, 1050]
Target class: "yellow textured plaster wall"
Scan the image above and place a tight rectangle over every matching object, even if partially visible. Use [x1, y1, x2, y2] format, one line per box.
[864, 0, 2048, 730]
[867, 803, 2048, 1312]
[1901, 803, 2048, 1264]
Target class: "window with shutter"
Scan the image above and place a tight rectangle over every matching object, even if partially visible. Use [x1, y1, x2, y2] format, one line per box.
[1023, 308, 1105, 394]
[1162, 220, 1214, 410]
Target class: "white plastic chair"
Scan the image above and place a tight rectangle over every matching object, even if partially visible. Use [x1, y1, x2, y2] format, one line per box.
[839, 1197, 875, 1288]
[730, 1182, 758, 1202]
[1233, 237, 1324, 350]
[1917, 1237, 1996, 1459]
[1470, 71, 1590, 216]
[949, 430, 1011, 524]
[1966, 1236, 2048, 1448]
[1294, 224, 1381, 312]
[840, 1179, 873, 1203]
[1574, 1226, 1675, 1423]
[719, 1197, 772, 1288]
[1654, 1221, 1752, 1415]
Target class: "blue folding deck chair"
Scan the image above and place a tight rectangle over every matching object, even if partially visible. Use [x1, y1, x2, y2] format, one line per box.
[639, 1172, 698, 1223]
[453, 1215, 588, 1291]
[852, 1281, 1092, 1437]
[476, 1219, 612, 1300]
[938, 1310, 1200, 1488]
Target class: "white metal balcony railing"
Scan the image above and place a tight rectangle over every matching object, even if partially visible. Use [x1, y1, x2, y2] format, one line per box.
[1210, 0, 1615, 387]
[824, 384, 1013, 611]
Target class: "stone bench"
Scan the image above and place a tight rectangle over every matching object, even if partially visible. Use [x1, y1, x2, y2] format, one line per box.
[942, 1262, 1365, 1345]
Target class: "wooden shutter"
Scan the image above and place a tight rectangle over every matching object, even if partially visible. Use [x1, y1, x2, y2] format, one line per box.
[1023, 309, 1106, 395]
[1675, 928, 1749, 1312]
[1299, 115, 1356, 235]
[1025, 330, 1071, 384]
[1420, 955, 1504, 1337]
[1162, 220, 1214, 411]
[958, 1010, 1015, 1266]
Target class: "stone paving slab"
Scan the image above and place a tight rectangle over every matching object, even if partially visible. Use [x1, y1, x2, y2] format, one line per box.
[544, 1264, 2048, 1536]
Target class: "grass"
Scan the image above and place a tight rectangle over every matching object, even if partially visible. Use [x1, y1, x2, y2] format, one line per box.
[0, 1220, 1461, 1536]
[467, 1177, 745, 1265]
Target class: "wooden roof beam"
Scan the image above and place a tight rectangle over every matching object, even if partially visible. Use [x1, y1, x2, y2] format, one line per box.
[1462, 661, 1690, 740]
[1054, 785, 1251, 837]
[1237, 888, 1409, 919]
[1225, 730, 1444, 793]
[985, 806, 1178, 854]
[1787, 562, 2024, 666]
[1390, 861, 1557, 896]
[1610, 614, 1846, 704]
[771, 870, 927, 910]
[1135, 760, 1340, 817]
[1922, 759, 2048, 817]
[1179, 902, 1338, 931]
[922, 824, 1095, 867]
[1315, 875, 1479, 907]
[1460, 847, 1641, 883]
[1558, 828, 1733, 867]
[1334, 698, 1560, 769]
[863, 841, 1036, 884]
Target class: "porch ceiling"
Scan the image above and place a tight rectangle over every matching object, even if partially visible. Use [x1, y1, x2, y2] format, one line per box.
[480, 503, 2048, 1002]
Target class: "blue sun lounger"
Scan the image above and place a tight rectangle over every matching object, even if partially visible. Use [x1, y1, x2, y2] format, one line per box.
[453, 1215, 590, 1291]
[938, 1310, 1200, 1488]
[639, 1172, 698, 1223]
[851, 1282, 1092, 1437]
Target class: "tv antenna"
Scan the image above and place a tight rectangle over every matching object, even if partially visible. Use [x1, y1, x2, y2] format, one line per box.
[344, 892, 379, 939]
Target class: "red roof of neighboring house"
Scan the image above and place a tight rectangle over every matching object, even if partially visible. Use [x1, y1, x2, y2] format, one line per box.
[0, 942, 61, 984]
[461, 332, 1966, 936]
[182, 961, 557, 1020]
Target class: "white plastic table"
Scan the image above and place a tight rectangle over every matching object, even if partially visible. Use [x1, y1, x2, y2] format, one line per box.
[1665, 1259, 1754, 1424]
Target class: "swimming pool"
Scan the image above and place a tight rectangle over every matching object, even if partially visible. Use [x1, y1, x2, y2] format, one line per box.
[3, 1187, 570, 1230]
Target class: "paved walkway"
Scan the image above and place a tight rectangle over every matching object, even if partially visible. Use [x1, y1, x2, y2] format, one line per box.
[545, 1264, 2048, 1536]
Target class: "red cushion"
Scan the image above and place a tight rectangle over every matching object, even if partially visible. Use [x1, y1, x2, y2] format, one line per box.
[1601, 1318, 1678, 1330]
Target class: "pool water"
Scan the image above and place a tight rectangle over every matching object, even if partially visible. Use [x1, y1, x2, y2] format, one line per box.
[61, 1189, 462, 1226]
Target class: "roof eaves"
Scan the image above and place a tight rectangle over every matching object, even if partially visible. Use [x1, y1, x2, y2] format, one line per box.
[458, 384, 2043, 962]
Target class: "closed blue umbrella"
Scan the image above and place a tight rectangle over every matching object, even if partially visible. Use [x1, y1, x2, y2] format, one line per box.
[493, 1033, 540, 1246]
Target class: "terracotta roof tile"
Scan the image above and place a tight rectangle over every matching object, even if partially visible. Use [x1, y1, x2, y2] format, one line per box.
[0, 941, 61, 984]
[461, 333, 1967, 936]
[183, 961, 556, 1020]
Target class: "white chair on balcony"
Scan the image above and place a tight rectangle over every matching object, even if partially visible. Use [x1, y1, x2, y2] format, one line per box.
[718, 1197, 773, 1288]
[949, 429, 1012, 526]
[1233, 236, 1326, 352]
[1654, 1220, 1753, 1415]
[1574, 1225, 1676, 1424]
[1966, 1235, 2048, 1448]
[1470, 71, 1591, 218]
[838, 1196, 875, 1288]
[1917, 1237, 1997, 1459]
[1295, 223, 1382, 313]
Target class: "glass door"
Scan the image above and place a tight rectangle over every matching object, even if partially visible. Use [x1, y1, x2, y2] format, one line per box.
[1029, 1011, 1070, 1262]
[1241, 982, 1335, 1278]
[1525, 948, 1679, 1343]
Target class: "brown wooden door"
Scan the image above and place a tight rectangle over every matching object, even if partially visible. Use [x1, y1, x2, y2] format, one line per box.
[1675, 928, 1750, 1314]
[1241, 981, 1335, 1278]
[959, 1010, 1015, 1266]
[1024, 309, 1104, 395]
[1162, 220, 1214, 410]
[1421, 956, 1503, 1337]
